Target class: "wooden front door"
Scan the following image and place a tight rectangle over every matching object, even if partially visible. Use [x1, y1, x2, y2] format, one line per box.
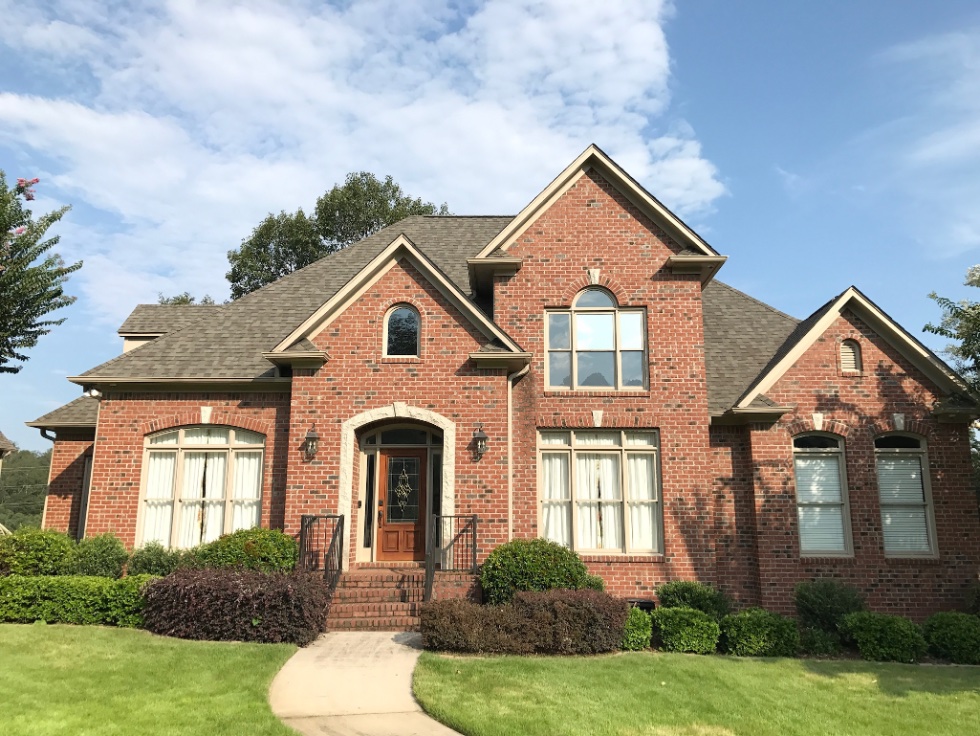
[377, 448, 427, 561]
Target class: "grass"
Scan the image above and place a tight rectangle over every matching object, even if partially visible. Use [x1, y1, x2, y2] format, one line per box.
[414, 650, 980, 736]
[0, 623, 296, 736]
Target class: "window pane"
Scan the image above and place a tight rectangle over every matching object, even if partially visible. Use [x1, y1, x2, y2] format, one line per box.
[548, 313, 570, 350]
[621, 351, 645, 387]
[181, 452, 227, 500]
[626, 454, 656, 501]
[577, 351, 615, 387]
[231, 451, 262, 531]
[234, 430, 264, 446]
[576, 314, 615, 350]
[149, 431, 178, 446]
[620, 312, 644, 350]
[577, 502, 623, 550]
[542, 453, 570, 499]
[875, 435, 922, 450]
[548, 352, 571, 388]
[793, 435, 840, 449]
[794, 457, 842, 503]
[540, 432, 570, 446]
[184, 427, 229, 445]
[542, 502, 571, 547]
[625, 432, 656, 446]
[576, 432, 619, 446]
[798, 506, 846, 553]
[387, 307, 419, 356]
[575, 453, 621, 499]
[143, 452, 176, 545]
[877, 456, 925, 503]
[576, 289, 616, 308]
[629, 504, 657, 550]
[380, 428, 428, 445]
[386, 457, 420, 522]
[882, 509, 931, 554]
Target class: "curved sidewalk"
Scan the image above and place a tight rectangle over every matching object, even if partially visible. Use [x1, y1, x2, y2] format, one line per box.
[269, 631, 461, 736]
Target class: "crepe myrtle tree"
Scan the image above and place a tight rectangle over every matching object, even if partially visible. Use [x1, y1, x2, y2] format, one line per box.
[0, 173, 79, 374]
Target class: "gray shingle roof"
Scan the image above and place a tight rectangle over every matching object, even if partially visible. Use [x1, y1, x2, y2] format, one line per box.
[0, 430, 15, 455]
[118, 304, 223, 334]
[26, 396, 100, 428]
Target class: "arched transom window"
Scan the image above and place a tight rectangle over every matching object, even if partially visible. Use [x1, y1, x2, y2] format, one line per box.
[546, 288, 646, 389]
[141, 426, 265, 548]
[385, 305, 420, 357]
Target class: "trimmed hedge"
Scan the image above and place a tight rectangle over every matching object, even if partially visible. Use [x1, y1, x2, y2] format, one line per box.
[0, 574, 158, 626]
[74, 533, 128, 578]
[651, 606, 720, 654]
[480, 539, 595, 604]
[420, 589, 629, 655]
[188, 528, 298, 573]
[655, 581, 731, 621]
[800, 626, 842, 656]
[141, 568, 329, 646]
[923, 612, 980, 665]
[622, 606, 653, 651]
[794, 579, 864, 635]
[128, 542, 187, 577]
[720, 608, 799, 657]
[0, 528, 76, 576]
[840, 612, 927, 663]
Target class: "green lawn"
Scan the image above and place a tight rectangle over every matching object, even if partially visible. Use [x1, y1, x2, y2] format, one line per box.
[0, 624, 296, 736]
[414, 651, 980, 736]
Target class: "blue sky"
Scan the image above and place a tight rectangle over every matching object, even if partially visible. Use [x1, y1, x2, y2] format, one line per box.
[2, 1, 979, 451]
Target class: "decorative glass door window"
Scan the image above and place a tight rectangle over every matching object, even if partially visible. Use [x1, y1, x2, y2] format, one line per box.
[386, 457, 421, 523]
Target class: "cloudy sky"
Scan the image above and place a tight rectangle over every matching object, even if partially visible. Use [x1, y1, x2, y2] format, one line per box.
[2, 0, 980, 450]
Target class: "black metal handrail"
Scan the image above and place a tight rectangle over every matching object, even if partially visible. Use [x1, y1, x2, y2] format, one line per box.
[298, 514, 345, 590]
[424, 514, 478, 601]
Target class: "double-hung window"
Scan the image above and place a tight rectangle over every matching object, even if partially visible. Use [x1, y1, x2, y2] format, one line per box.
[792, 434, 851, 556]
[141, 426, 265, 548]
[546, 288, 646, 389]
[875, 435, 935, 556]
[539, 430, 661, 553]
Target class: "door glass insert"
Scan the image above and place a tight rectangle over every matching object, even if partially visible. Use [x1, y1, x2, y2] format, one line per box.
[386, 457, 421, 522]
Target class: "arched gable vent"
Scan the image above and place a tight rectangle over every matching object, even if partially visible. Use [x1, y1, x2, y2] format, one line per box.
[840, 339, 862, 373]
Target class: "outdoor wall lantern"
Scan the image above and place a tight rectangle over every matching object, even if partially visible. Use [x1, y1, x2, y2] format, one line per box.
[473, 423, 489, 459]
[304, 424, 320, 460]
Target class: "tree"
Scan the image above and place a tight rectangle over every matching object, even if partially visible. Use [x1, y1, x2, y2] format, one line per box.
[157, 292, 216, 305]
[0, 173, 79, 373]
[0, 447, 50, 531]
[925, 265, 980, 390]
[226, 173, 449, 299]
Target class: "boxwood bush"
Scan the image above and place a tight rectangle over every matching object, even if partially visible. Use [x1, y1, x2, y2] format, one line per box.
[141, 568, 329, 646]
[720, 608, 799, 657]
[0, 574, 158, 626]
[188, 528, 298, 573]
[800, 626, 842, 656]
[840, 611, 927, 663]
[655, 581, 731, 621]
[479, 539, 595, 604]
[651, 606, 720, 654]
[794, 578, 865, 635]
[74, 533, 129, 578]
[622, 605, 653, 651]
[128, 542, 187, 577]
[923, 612, 980, 665]
[0, 528, 76, 576]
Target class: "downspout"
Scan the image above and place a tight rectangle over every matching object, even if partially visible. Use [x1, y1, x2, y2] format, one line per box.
[507, 364, 530, 541]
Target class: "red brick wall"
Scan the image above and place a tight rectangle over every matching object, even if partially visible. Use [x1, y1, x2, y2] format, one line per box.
[43, 429, 95, 539]
[82, 392, 290, 547]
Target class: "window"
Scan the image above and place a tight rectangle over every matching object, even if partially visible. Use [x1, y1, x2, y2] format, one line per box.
[841, 340, 862, 373]
[875, 435, 935, 556]
[546, 288, 646, 390]
[141, 426, 265, 548]
[538, 430, 661, 553]
[385, 305, 420, 356]
[792, 434, 851, 556]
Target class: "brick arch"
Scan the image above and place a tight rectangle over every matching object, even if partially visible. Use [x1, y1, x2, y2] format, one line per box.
[869, 418, 932, 439]
[558, 276, 630, 307]
[139, 412, 271, 438]
[784, 418, 852, 438]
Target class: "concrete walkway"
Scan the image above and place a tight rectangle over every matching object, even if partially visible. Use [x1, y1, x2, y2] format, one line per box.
[269, 631, 461, 736]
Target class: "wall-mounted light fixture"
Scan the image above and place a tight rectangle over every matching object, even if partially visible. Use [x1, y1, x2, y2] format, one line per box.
[473, 423, 489, 459]
[304, 423, 320, 460]
[82, 387, 102, 398]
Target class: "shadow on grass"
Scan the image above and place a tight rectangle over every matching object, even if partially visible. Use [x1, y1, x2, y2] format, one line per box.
[801, 657, 980, 697]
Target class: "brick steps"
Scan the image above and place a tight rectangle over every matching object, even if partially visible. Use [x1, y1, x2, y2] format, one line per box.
[326, 615, 421, 632]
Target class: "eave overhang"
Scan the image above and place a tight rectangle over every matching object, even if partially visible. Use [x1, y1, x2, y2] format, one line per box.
[665, 255, 728, 286]
[468, 351, 533, 372]
[467, 257, 523, 294]
[710, 405, 794, 425]
[262, 351, 330, 369]
[67, 376, 291, 391]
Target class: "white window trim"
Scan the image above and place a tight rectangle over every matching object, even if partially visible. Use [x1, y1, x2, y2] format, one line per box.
[545, 289, 647, 391]
[874, 434, 938, 559]
[137, 426, 266, 549]
[536, 429, 663, 555]
[383, 304, 421, 358]
[792, 433, 854, 558]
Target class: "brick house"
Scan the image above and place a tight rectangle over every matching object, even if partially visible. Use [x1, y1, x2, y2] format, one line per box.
[28, 145, 980, 622]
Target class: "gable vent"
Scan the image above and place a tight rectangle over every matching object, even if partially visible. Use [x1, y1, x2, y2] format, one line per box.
[841, 340, 862, 373]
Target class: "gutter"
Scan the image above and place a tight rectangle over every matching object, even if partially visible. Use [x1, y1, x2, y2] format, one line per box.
[507, 363, 531, 541]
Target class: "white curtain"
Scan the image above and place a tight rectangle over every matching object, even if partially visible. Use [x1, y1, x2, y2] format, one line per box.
[794, 456, 845, 553]
[877, 456, 930, 553]
[232, 451, 263, 531]
[575, 453, 622, 550]
[178, 451, 227, 547]
[541, 453, 571, 546]
[143, 452, 176, 545]
[627, 454, 657, 550]
[183, 427, 229, 445]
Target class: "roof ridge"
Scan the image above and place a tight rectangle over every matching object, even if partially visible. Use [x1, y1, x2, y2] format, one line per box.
[713, 281, 799, 324]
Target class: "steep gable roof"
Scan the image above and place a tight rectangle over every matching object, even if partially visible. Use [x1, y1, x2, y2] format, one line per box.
[0, 430, 15, 456]
[118, 304, 223, 335]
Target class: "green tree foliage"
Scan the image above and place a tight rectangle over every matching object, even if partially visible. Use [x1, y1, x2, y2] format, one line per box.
[925, 265, 980, 388]
[157, 292, 216, 305]
[226, 173, 449, 299]
[0, 173, 79, 373]
[0, 448, 50, 531]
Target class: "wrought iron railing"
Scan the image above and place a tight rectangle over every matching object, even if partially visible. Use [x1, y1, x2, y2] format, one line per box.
[298, 514, 345, 590]
[424, 514, 478, 601]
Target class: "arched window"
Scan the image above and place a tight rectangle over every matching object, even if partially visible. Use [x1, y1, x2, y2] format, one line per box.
[840, 339, 862, 373]
[792, 433, 851, 556]
[546, 288, 646, 389]
[141, 426, 265, 548]
[385, 305, 420, 357]
[874, 434, 935, 556]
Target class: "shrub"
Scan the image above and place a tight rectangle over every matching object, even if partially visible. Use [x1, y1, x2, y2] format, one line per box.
[622, 606, 653, 651]
[720, 608, 799, 657]
[923, 612, 980, 665]
[141, 568, 329, 646]
[420, 599, 530, 654]
[794, 578, 865, 634]
[105, 574, 159, 627]
[583, 574, 605, 592]
[799, 626, 842, 656]
[512, 589, 629, 655]
[128, 542, 186, 577]
[840, 612, 927, 663]
[651, 606, 720, 654]
[74, 533, 129, 578]
[480, 539, 593, 604]
[965, 583, 980, 617]
[0, 528, 76, 576]
[188, 528, 298, 573]
[0, 574, 156, 626]
[655, 581, 731, 621]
